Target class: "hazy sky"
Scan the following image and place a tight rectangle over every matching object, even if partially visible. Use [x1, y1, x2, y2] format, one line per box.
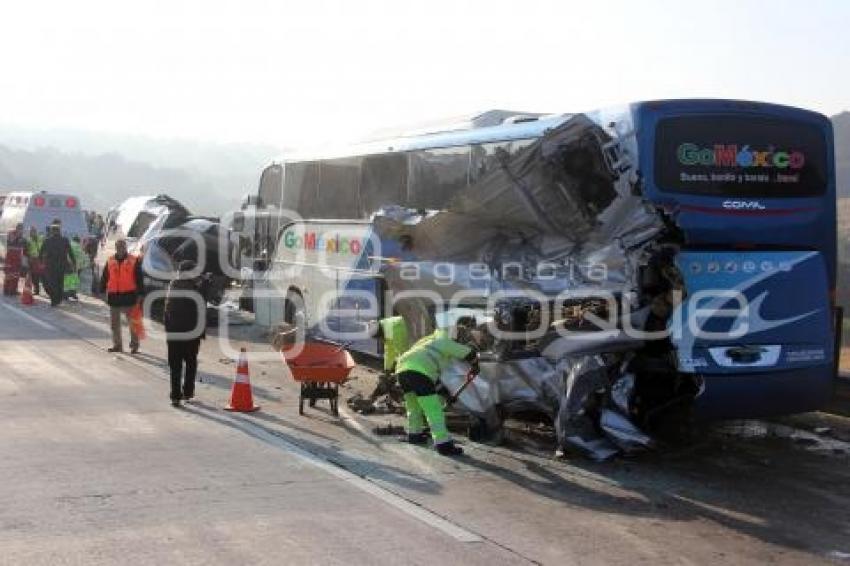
[1, 0, 847, 149]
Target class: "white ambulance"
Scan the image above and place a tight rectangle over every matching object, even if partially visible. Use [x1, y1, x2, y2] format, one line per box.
[0, 191, 89, 259]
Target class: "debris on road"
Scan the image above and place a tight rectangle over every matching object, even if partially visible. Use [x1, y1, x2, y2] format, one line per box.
[347, 392, 404, 416]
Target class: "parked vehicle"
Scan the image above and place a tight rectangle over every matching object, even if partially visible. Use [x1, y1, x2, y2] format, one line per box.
[0, 190, 89, 259]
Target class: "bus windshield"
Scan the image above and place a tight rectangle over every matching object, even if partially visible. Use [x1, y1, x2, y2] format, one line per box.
[654, 115, 828, 198]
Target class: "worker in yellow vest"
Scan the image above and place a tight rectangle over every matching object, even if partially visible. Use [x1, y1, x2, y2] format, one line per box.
[394, 318, 479, 456]
[25, 226, 44, 295]
[371, 315, 410, 400]
[63, 235, 86, 300]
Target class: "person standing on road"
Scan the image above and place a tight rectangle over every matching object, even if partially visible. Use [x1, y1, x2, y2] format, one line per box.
[63, 235, 85, 301]
[93, 214, 103, 242]
[371, 315, 410, 400]
[25, 226, 44, 295]
[39, 224, 74, 306]
[99, 239, 143, 353]
[394, 319, 480, 457]
[3, 224, 26, 296]
[164, 261, 208, 407]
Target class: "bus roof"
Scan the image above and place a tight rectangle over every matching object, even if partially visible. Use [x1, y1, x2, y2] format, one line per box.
[279, 112, 574, 163]
[275, 99, 830, 165]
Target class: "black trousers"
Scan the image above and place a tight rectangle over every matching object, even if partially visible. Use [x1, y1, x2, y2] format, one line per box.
[397, 370, 437, 396]
[44, 269, 64, 306]
[167, 339, 201, 401]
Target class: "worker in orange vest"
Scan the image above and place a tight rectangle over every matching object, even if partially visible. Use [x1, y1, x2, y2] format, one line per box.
[99, 239, 144, 353]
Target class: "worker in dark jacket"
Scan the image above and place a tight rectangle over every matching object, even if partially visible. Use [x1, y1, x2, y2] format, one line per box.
[39, 224, 74, 306]
[163, 261, 208, 407]
[99, 239, 144, 353]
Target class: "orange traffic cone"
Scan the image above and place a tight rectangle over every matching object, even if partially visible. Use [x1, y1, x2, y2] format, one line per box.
[225, 348, 260, 412]
[20, 275, 34, 306]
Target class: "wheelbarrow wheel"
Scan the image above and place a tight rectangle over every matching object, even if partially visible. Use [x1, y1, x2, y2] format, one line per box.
[331, 384, 339, 416]
[299, 385, 305, 416]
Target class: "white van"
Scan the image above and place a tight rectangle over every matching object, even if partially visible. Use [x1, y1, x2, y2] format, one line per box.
[0, 191, 89, 258]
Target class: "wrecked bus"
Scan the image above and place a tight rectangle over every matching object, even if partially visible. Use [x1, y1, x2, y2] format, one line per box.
[253, 100, 837, 456]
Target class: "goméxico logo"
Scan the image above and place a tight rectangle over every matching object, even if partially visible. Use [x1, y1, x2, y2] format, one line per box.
[283, 229, 365, 255]
[677, 144, 805, 169]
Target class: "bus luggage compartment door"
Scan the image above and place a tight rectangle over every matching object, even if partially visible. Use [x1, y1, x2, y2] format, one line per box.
[672, 250, 834, 419]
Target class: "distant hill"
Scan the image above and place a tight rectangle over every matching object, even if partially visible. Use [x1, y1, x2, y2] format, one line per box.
[0, 126, 279, 216]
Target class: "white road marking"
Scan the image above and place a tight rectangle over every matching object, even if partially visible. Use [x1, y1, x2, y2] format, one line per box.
[113, 349, 483, 543]
[200, 404, 484, 543]
[1, 302, 57, 331]
[338, 405, 378, 440]
[4, 298, 484, 544]
[338, 404, 441, 475]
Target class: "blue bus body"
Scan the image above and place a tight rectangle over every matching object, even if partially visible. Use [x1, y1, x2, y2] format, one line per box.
[632, 100, 836, 419]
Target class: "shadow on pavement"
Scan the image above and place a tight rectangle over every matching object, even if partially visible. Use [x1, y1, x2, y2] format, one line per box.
[248, 410, 338, 443]
[184, 400, 443, 497]
[459, 430, 850, 556]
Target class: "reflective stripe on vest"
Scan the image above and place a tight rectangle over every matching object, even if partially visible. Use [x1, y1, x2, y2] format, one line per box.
[106, 255, 138, 294]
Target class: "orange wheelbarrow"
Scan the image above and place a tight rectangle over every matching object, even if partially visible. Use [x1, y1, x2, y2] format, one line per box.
[280, 342, 355, 416]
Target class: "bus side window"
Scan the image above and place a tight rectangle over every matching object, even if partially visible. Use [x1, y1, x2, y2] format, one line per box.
[470, 142, 507, 186]
[318, 157, 361, 219]
[259, 164, 283, 209]
[470, 139, 536, 186]
[360, 153, 408, 215]
[284, 162, 320, 218]
[408, 146, 470, 209]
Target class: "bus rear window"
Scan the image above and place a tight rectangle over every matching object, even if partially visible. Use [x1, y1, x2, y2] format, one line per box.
[654, 116, 828, 197]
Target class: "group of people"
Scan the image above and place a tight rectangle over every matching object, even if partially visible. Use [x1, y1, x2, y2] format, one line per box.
[4, 224, 207, 408]
[7, 220, 476, 438]
[99, 238, 209, 407]
[3, 222, 86, 305]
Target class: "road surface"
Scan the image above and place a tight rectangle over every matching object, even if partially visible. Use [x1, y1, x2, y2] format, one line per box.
[1, 294, 849, 565]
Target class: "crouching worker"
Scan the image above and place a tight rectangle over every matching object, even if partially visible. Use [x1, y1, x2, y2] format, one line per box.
[394, 319, 479, 457]
[164, 261, 208, 407]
